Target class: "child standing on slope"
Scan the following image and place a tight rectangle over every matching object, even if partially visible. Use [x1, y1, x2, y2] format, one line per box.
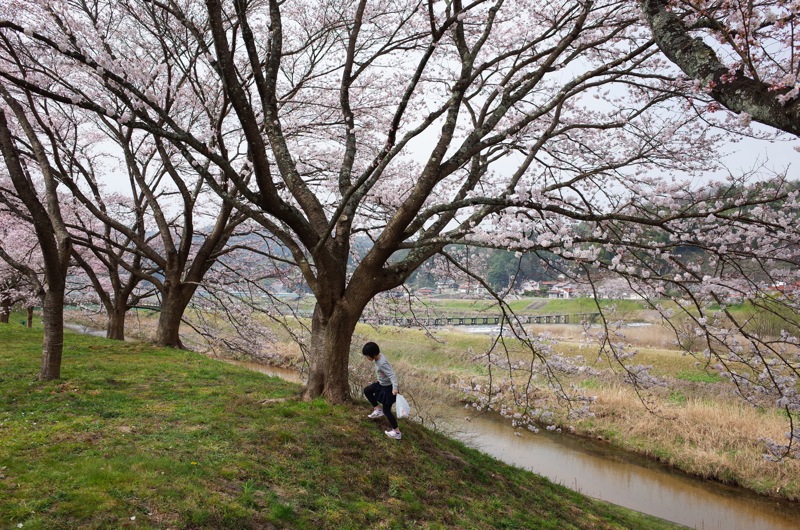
[362, 341, 402, 440]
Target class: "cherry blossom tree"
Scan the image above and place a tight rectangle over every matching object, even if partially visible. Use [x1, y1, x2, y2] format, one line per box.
[9, 101, 156, 341]
[1, 75, 250, 349]
[0, 87, 71, 380]
[639, 0, 800, 135]
[0, 211, 41, 325]
[17, 91, 250, 347]
[2, 158, 156, 342]
[66, 202, 155, 341]
[1, 0, 798, 434]
[1, 168, 147, 337]
[71, 127, 251, 348]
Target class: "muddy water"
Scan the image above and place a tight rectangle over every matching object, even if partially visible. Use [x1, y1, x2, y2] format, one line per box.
[224, 359, 304, 383]
[65, 323, 800, 527]
[230, 359, 800, 530]
[444, 411, 800, 530]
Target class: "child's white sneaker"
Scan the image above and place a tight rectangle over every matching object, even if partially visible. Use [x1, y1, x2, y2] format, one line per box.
[385, 429, 402, 440]
[367, 409, 384, 419]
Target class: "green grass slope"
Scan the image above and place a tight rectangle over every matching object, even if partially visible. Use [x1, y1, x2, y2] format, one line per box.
[0, 324, 682, 529]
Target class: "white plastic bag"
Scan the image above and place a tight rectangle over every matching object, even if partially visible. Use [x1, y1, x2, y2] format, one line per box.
[395, 394, 411, 418]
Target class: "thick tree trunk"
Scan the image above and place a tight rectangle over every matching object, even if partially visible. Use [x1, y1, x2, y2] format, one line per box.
[106, 305, 126, 341]
[302, 304, 361, 403]
[39, 289, 64, 381]
[155, 284, 196, 348]
[155, 296, 185, 348]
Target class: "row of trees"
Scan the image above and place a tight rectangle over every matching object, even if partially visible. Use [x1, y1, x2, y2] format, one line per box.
[1, 0, 799, 454]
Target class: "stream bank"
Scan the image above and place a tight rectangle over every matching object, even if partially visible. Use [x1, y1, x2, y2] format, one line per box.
[231, 358, 800, 530]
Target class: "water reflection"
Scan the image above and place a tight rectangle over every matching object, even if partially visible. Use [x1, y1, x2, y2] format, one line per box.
[209, 356, 800, 529]
[446, 411, 800, 530]
[224, 359, 304, 384]
[227, 358, 800, 529]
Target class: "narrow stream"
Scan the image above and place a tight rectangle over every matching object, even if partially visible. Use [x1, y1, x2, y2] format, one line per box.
[444, 411, 800, 530]
[63, 322, 799, 530]
[230, 359, 800, 530]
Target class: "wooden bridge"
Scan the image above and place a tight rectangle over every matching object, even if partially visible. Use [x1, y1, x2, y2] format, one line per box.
[127, 303, 598, 328]
[131, 304, 162, 312]
[361, 313, 600, 327]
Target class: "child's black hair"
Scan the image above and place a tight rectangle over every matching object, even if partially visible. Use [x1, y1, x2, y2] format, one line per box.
[362, 341, 380, 358]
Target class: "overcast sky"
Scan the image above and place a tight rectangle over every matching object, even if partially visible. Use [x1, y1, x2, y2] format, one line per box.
[722, 132, 798, 177]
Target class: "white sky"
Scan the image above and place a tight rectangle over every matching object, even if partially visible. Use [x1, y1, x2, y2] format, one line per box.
[97, 113, 800, 197]
[721, 133, 799, 176]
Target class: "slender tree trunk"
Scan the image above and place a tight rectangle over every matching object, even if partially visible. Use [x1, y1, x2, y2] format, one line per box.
[303, 304, 361, 403]
[0, 298, 9, 323]
[26, 306, 33, 328]
[106, 304, 126, 340]
[0, 95, 71, 381]
[39, 288, 64, 380]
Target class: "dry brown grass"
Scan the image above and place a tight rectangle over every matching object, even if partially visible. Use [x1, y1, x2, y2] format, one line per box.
[581, 383, 800, 499]
[64, 308, 800, 501]
[526, 322, 681, 350]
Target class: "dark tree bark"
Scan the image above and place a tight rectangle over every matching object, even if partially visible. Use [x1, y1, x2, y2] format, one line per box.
[0, 297, 10, 323]
[639, 0, 800, 136]
[106, 304, 126, 341]
[0, 98, 71, 381]
[154, 279, 198, 349]
[39, 289, 64, 376]
[303, 305, 361, 403]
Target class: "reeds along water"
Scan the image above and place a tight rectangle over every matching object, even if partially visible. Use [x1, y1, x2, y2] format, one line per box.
[222, 356, 800, 530]
[444, 409, 800, 530]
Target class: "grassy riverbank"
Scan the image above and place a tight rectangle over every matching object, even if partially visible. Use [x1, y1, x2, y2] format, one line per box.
[0, 324, 680, 529]
[349, 323, 800, 501]
[60, 301, 800, 501]
[60, 300, 800, 502]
